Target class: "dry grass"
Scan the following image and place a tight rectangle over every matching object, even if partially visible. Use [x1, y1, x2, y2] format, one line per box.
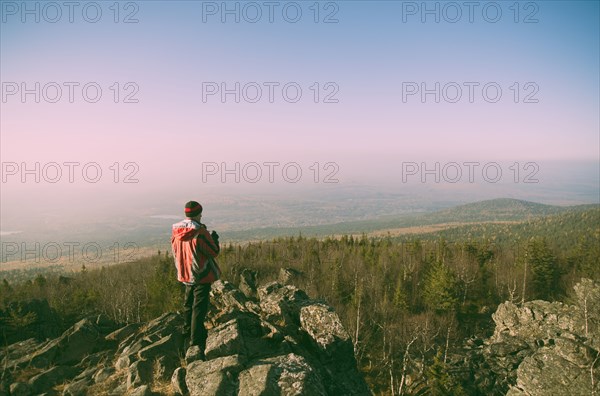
[86, 368, 128, 395]
[367, 220, 521, 237]
[11, 365, 43, 383]
[150, 378, 177, 396]
[0, 246, 160, 272]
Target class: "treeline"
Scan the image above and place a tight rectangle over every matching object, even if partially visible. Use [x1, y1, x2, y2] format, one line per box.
[0, 265, 64, 285]
[393, 207, 600, 255]
[1, 212, 598, 394]
[1, 256, 183, 330]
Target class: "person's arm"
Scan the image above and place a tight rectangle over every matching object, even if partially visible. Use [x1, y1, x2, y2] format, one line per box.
[194, 227, 220, 258]
[211, 230, 220, 251]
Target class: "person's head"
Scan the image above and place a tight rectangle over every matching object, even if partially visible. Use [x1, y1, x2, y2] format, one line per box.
[184, 201, 203, 221]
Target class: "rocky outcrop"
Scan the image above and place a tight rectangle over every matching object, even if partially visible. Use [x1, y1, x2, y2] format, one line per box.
[1, 278, 371, 395]
[467, 279, 600, 395]
[278, 268, 304, 285]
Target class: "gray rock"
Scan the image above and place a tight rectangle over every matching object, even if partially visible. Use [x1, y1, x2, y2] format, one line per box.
[115, 337, 154, 372]
[185, 345, 205, 364]
[475, 279, 600, 395]
[205, 313, 281, 361]
[506, 338, 599, 395]
[62, 377, 92, 396]
[118, 337, 153, 360]
[278, 268, 304, 285]
[185, 355, 244, 396]
[144, 312, 184, 336]
[491, 300, 586, 345]
[258, 282, 310, 328]
[28, 365, 79, 393]
[137, 333, 181, 361]
[127, 359, 153, 389]
[237, 361, 276, 396]
[299, 303, 370, 395]
[9, 318, 101, 369]
[105, 323, 142, 343]
[93, 367, 114, 383]
[115, 353, 134, 371]
[108, 382, 128, 396]
[239, 269, 258, 299]
[205, 319, 246, 360]
[155, 355, 180, 381]
[238, 353, 326, 396]
[300, 303, 352, 361]
[1, 338, 45, 368]
[209, 280, 260, 325]
[171, 367, 188, 395]
[79, 350, 111, 369]
[4, 279, 371, 396]
[117, 313, 182, 356]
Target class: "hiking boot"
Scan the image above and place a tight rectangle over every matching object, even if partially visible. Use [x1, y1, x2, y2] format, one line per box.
[185, 345, 206, 363]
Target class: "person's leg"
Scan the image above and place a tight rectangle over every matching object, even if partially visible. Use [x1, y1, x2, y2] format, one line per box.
[182, 284, 195, 341]
[190, 283, 212, 350]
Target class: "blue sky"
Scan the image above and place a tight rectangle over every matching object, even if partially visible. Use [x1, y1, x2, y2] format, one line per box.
[1, 0, 599, 226]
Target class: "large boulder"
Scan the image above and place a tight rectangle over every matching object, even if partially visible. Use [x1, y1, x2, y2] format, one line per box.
[114, 313, 183, 372]
[258, 282, 310, 328]
[507, 338, 598, 396]
[238, 353, 326, 396]
[185, 355, 245, 396]
[205, 312, 287, 361]
[7, 318, 102, 369]
[171, 367, 187, 395]
[471, 279, 600, 395]
[299, 303, 371, 395]
[28, 365, 79, 393]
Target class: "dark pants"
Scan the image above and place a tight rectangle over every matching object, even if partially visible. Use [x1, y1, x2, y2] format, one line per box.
[183, 283, 211, 349]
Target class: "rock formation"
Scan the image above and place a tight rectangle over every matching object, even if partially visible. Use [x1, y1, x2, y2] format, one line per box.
[1, 279, 371, 395]
[466, 279, 600, 395]
[3, 274, 597, 396]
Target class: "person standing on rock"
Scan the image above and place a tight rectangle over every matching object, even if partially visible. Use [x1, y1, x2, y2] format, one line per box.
[171, 201, 221, 359]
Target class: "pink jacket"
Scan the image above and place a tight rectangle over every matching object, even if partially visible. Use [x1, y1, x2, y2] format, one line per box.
[171, 219, 221, 284]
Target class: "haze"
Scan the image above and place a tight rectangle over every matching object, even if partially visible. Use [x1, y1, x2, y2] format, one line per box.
[1, 1, 599, 240]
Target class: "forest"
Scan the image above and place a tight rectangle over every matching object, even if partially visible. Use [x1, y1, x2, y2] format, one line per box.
[1, 206, 599, 395]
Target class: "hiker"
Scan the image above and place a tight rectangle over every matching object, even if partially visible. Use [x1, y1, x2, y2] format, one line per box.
[171, 201, 221, 359]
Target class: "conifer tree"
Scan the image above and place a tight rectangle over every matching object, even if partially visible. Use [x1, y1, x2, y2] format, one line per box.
[423, 261, 459, 312]
[526, 238, 559, 300]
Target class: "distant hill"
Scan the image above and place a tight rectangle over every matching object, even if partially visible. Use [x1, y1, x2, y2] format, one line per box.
[391, 206, 600, 253]
[220, 198, 597, 242]
[428, 198, 569, 221]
